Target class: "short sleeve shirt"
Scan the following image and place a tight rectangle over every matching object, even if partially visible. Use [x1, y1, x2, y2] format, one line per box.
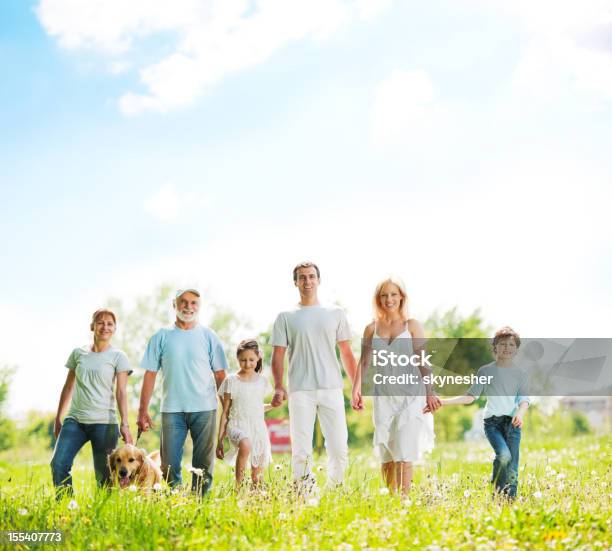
[65, 346, 132, 424]
[270, 303, 351, 392]
[467, 362, 531, 418]
[140, 325, 228, 412]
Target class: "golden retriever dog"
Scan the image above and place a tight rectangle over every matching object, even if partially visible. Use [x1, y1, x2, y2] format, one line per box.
[107, 444, 163, 490]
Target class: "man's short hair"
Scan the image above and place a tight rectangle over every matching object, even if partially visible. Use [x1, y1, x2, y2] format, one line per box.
[493, 326, 521, 349]
[292, 261, 320, 282]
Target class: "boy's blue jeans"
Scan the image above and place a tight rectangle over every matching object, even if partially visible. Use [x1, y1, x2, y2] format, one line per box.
[50, 418, 119, 496]
[483, 415, 521, 498]
[160, 410, 216, 496]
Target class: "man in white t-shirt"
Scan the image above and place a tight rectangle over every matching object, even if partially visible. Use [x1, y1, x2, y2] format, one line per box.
[270, 261, 357, 490]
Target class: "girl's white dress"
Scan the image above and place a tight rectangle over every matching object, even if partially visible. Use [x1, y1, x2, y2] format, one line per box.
[218, 373, 273, 468]
[372, 324, 435, 463]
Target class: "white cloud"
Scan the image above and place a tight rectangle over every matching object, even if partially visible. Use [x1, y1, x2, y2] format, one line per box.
[143, 184, 208, 222]
[493, 0, 612, 102]
[36, 0, 396, 115]
[370, 69, 451, 150]
[356, 0, 394, 21]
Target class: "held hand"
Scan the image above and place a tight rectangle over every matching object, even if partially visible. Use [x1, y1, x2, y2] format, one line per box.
[423, 395, 442, 414]
[511, 414, 523, 428]
[120, 425, 133, 444]
[271, 387, 288, 407]
[351, 389, 363, 411]
[137, 410, 154, 432]
[54, 417, 62, 439]
[216, 442, 225, 460]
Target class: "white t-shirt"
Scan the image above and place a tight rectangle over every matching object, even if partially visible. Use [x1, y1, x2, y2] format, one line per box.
[270, 303, 351, 392]
[65, 346, 132, 424]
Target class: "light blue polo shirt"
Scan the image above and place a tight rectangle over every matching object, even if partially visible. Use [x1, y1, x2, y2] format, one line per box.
[467, 361, 530, 418]
[141, 325, 228, 413]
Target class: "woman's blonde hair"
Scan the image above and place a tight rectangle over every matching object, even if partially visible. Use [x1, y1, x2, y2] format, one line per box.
[373, 276, 409, 321]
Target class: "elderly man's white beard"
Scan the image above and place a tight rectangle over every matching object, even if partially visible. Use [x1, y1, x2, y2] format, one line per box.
[176, 310, 198, 323]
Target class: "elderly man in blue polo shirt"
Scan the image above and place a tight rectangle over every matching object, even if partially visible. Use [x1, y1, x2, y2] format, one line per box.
[137, 289, 228, 495]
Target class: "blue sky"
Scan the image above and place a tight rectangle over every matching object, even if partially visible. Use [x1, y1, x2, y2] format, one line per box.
[1, 0, 611, 415]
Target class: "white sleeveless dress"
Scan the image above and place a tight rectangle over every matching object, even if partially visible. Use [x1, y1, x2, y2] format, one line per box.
[372, 323, 435, 463]
[218, 374, 273, 468]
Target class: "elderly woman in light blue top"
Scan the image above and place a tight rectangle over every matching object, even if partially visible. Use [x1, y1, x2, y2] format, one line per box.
[51, 308, 133, 496]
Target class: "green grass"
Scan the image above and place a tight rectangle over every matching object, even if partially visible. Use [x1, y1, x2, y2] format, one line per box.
[1, 435, 610, 550]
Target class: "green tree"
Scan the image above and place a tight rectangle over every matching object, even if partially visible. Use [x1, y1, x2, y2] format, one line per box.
[0, 364, 17, 451]
[423, 308, 492, 442]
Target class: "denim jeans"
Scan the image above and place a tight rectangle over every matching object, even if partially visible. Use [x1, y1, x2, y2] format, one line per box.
[483, 415, 521, 498]
[160, 410, 216, 496]
[50, 418, 119, 496]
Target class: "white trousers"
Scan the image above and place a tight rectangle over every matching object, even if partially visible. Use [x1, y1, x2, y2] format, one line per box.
[288, 388, 348, 484]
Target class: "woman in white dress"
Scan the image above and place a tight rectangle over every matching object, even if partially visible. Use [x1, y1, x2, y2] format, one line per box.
[216, 339, 274, 487]
[352, 277, 440, 496]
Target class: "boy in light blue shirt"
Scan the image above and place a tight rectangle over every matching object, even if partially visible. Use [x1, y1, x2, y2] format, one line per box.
[427, 327, 529, 498]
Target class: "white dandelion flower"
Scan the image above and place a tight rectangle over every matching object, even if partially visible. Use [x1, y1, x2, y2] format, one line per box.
[153, 483, 162, 491]
[274, 464, 282, 471]
[129, 485, 138, 492]
[306, 497, 319, 507]
[464, 490, 471, 498]
[278, 513, 288, 520]
[191, 468, 204, 477]
[556, 473, 566, 480]
[18, 508, 28, 516]
[532, 491, 542, 499]
[379, 487, 390, 496]
[67, 500, 79, 510]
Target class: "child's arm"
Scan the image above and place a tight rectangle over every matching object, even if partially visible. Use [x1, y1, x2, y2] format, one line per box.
[216, 393, 232, 459]
[423, 394, 476, 413]
[512, 400, 529, 427]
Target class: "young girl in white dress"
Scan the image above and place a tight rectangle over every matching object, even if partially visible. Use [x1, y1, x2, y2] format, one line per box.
[351, 277, 440, 497]
[216, 339, 274, 487]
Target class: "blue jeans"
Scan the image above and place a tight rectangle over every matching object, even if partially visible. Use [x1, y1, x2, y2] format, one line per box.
[161, 410, 216, 496]
[50, 418, 119, 496]
[483, 415, 521, 498]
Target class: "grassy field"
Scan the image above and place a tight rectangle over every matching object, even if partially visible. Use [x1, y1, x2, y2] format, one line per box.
[1, 434, 610, 550]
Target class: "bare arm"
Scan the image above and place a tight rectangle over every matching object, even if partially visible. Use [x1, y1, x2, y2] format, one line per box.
[214, 369, 227, 390]
[216, 393, 232, 459]
[271, 346, 288, 406]
[137, 370, 157, 431]
[409, 319, 441, 412]
[54, 370, 76, 438]
[423, 394, 475, 413]
[115, 371, 133, 444]
[352, 323, 374, 411]
[512, 400, 529, 427]
[338, 340, 357, 385]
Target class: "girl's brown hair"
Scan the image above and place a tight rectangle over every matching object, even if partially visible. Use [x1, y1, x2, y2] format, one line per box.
[236, 339, 263, 373]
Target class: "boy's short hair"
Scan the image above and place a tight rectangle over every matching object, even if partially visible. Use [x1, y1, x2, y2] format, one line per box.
[493, 326, 521, 348]
[292, 261, 320, 282]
